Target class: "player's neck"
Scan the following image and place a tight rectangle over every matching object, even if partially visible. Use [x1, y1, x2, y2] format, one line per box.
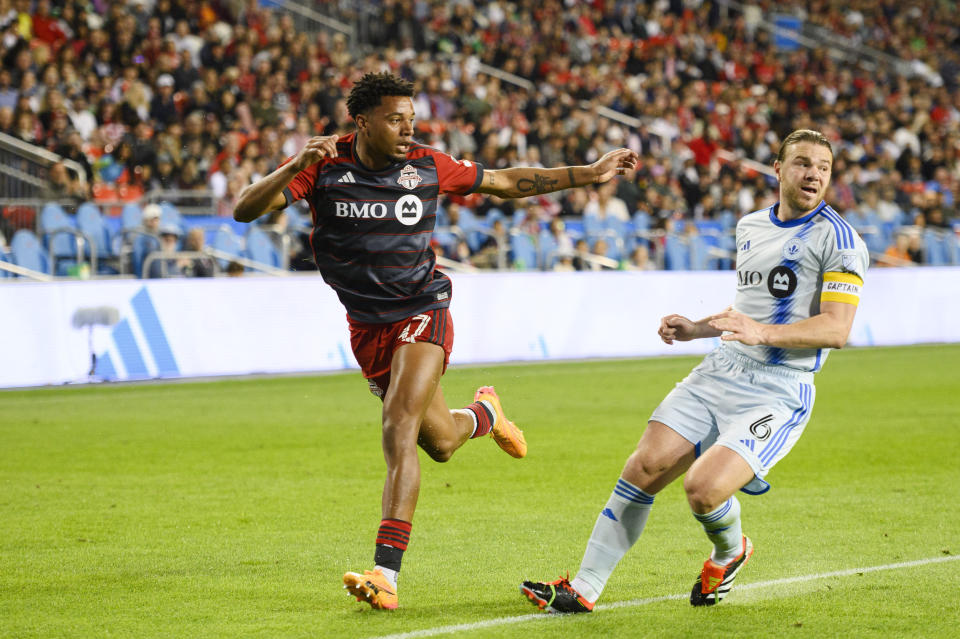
[775, 201, 817, 222]
[355, 136, 392, 171]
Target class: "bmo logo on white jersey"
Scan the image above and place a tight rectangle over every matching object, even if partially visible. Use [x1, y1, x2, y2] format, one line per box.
[335, 201, 389, 219]
[768, 265, 797, 298]
[395, 194, 424, 226]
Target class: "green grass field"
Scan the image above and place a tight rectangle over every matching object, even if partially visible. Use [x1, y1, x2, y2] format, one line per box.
[2, 344, 959, 638]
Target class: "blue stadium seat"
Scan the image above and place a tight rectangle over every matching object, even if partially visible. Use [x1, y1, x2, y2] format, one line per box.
[717, 210, 737, 231]
[159, 202, 184, 234]
[537, 229, 558, 270]
[458, 207, 484, 252]
[39, 202, 82, 275]
[583, 213, 604, 242]
[130, 233, 161, 278]
[632, 210, 652, 234]
[924, 229, 949, 266]
[10, 229, 50, 275]
[434, 204, 449, 228]
[213, 225, 245, 269]
[245, 226, 281, 269]
[688, 234, 712, 270]
[121, 202, 143, 230]
[509, 231, 537, 270]
[947, 231, 960, 265]
[77, 202, 117, 272]
[664, 234, 690, 270]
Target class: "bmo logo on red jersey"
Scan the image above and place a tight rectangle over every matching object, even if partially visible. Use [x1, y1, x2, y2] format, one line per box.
[334, 202, 389, 219]
[395, 195, 424, 226]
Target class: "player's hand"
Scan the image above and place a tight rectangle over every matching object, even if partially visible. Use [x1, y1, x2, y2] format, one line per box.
[293, 135, 339, 170]
[590, 148, 640, 184]
[659, 314, 698, 344]
[707, 308, 767, 346]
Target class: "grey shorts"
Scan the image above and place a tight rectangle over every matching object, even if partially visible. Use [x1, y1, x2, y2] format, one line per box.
[650, 345, 816, 495]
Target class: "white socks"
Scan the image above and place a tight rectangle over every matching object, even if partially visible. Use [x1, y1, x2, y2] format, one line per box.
[571, 478, 654, 604]
[692, 496, 743, 565]
[375, 565, 398, 589]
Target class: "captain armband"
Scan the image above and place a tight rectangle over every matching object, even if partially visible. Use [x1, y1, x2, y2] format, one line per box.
[821, 272, 863, 306]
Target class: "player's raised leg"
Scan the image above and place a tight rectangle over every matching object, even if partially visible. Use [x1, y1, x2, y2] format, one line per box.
[684, 444, 756, 606]
[521, 421, 694, 612]
[344, 341, 444, 610]
[417, 383, 492, 462]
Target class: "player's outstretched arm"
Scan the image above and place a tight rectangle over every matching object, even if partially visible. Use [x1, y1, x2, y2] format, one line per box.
[706, 302, 857, 349]
[475, 148, 639, 199]
[659, 314, 723, 345]
[234, 135, 339, 223]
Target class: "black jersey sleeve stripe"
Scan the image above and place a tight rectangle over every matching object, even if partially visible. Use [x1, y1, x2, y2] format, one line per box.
[466, 161, 486, 194]
[282, 186, 294, 207]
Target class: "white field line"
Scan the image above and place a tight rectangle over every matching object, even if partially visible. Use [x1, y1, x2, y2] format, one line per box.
[366, 554, 959, 639]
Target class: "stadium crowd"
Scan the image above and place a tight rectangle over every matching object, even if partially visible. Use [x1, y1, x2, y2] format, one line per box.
[1, 0, 959, 275]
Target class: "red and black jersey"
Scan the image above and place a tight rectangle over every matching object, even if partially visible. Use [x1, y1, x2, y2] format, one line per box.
[282, 133, 484, 323]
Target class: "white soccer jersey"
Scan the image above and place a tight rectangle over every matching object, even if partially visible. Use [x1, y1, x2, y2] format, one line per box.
[730, 200, 869, 372]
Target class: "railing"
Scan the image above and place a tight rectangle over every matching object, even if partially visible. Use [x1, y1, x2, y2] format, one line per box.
[0, 259, 54, 282]
[0, 133, 87, 199]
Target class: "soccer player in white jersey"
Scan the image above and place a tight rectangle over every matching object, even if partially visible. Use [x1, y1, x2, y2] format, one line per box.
[521, 129, 870, 612]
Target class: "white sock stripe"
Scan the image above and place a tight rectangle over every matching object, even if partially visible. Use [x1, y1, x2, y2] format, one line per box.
[614, 478, 655, 504]
[365, 555, 960, 639]
[694, 497, 734, 525]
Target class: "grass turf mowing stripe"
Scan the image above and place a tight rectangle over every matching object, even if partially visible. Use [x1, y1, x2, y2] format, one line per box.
[366, 555, 960, 639]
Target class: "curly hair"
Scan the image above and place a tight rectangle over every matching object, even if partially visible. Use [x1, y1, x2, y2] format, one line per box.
[346, 72, 415, 119]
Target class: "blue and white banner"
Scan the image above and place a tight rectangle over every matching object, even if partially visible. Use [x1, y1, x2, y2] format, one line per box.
[2, 268, 958, 388]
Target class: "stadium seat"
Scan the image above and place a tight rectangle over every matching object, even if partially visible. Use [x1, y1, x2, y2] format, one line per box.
[537, 229, 558, 270]
[717, 210, 737, 231]
[121, 202, 144, 230]
[77, 202, 117, 273]
[688, 234, 712, 270]
[583, 213, 604, 242]
[632, 210, 652, 234]
[458, 207, 484, 252]
[509, 231, 537, 270]
[39, 202, 84, 275]
[664, 234, 690, 270]
[434, 204, 449, 228]
[245, 226, 281, 269]
[158, 202, 184, 234]
[213, 225, 245, 269]
[946, 232, 960, 265]
[10, 229, 50, 275]
[923, 229, 949, 266]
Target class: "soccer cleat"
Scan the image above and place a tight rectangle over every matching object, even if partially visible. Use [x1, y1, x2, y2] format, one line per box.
[689, 535, 754, 606]
[520, 575, 594, 614]
[475, 385, 527, 458]
[343, 569, 398, 610]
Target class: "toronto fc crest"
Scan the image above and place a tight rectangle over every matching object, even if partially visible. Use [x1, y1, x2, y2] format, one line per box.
[398, 164, 422, 190]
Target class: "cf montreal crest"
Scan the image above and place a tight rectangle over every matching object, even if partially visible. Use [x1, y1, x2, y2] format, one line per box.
[398, 164, 422, 190]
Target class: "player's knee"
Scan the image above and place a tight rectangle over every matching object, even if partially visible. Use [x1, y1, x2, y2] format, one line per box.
[623, 450, 670, 494]
[683, 473, 723, 513]
[422, 444, 454, 463]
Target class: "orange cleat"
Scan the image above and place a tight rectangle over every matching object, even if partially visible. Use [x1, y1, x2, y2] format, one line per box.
[475, 385, 527, 458]
[690, 536, 754, 606]
[343, 568, 398, 610]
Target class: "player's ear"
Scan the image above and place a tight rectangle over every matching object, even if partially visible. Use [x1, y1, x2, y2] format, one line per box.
[354, 113, 365, 132]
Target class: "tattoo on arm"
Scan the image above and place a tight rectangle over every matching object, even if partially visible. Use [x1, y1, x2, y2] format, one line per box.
[516, 173, 560, 194]
[567, 167, 576, 188]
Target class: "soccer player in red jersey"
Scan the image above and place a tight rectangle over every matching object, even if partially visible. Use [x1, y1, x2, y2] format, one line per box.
[235, 72, 638, 610]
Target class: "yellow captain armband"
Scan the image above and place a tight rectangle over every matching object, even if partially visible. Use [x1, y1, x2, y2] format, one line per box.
[821, 272, 863, 306]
